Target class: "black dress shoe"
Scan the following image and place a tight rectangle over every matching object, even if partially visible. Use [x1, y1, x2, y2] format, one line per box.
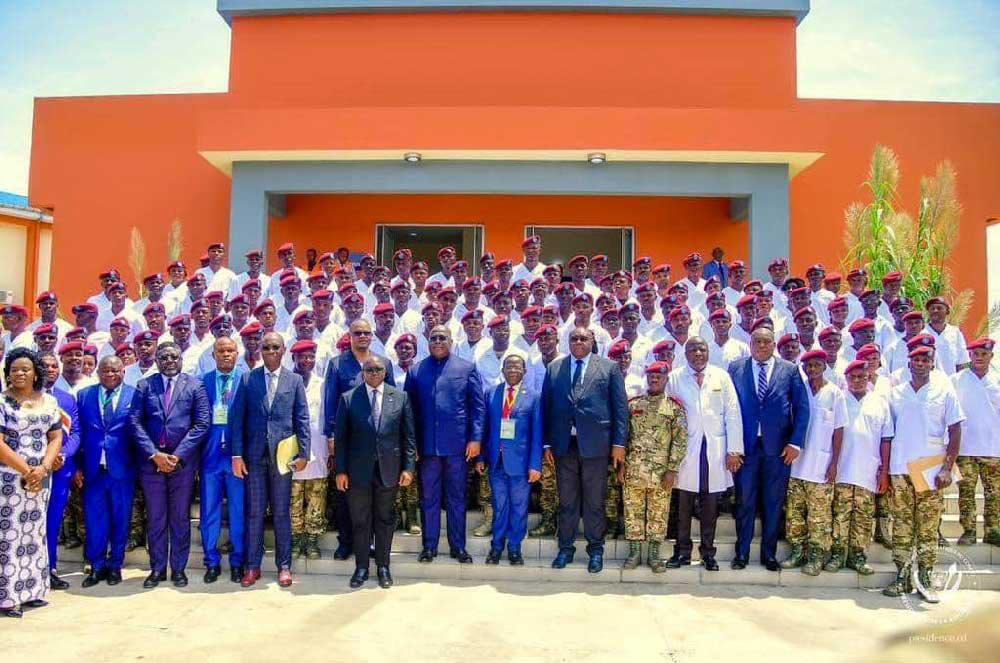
[665, 554, 691, 569]
[1, 607, 23, 618]
[377, 566, 393, 588]
[587, 553, 604, 574]
[82, 568, 108, 588]
[764, 559, 781, 572]
[203, 566, 221, 584]
[508, 552, 524, 566]
[451, 549, 473, 564]
[143, 570, 167, 588]
[333, 544, 352, 561]
[485, 549, 502, 565]
[731, 557, 748, 570]
[703, 557, 720, 571]
[349, 567, 369, 588]
[230, 567, 244, 583]
[107, 569, 122, 586]
[49, 572, 70, 590]
[551, 548, 575, 569]
[171, 571, 189, 587]
[418, 549, 436, 563]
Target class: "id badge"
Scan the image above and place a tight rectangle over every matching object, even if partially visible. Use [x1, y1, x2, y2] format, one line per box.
[928, 436, 946, 447]
[213, 402, 229, 426]
[500, 418, 516, 440]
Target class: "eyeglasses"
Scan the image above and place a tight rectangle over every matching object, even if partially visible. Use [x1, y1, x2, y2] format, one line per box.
[363, 367, 386, 374]
[262, 344, 282, 351]
[569, 335, 590, 342]
[351, 330, 372, 337]
[429, 335, 449, 342]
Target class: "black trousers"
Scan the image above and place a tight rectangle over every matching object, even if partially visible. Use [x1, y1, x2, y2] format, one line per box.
[347, 468, 398, 570]
[675, 490, 721, 558]
[555, 438, 609, 554]
[334, 489, 353, 548]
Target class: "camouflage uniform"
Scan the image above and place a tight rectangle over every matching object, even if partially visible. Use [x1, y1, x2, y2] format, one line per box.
[623, 393, 687, 542]
[832, 483, 876, 551]
[957, 456, 1000, 537]
[129, 487, 146, 548]
[62, 484, 86, 545]
[529, 457, 558, 536]
[785, 478, 834, 551]
[605, 463, 622, 538]
[291, 478, 329, 535]
[395, 465, 421, 533]
[874, 492, 893, 547]
[890, 475, 944, 568]
[473, 470, 493, 536]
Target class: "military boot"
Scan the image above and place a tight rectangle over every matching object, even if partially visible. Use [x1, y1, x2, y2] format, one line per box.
[882, 562, 912, 597]
[847, 548, 874, 576]
[407, 505, 422, 536]
[916, 565, 940, 604]
[956, 529, 977, 546]
[292, 534, 305, 559]
[529, 513, 556, 537]
[824, 546, 845, 573]
[306, 534, 321, 560]
[984, 530, 1000, 547]
[622, 542, 642, 570]
[873, 518, 892, 549]
[801, 545, 824, 576]
[647, 540, 666, 573]
[937, 528, 948, 547]
[780, 544, 806, 569]
[473, 505, 493, 538]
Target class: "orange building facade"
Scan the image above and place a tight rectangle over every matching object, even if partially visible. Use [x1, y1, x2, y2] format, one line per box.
[27, 1, 1000, 329]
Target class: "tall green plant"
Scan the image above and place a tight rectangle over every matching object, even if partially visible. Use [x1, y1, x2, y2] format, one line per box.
[841, 146, 973, 326]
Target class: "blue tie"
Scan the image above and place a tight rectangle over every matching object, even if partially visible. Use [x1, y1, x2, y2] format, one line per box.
[103, 389, 114, 425]
[572, 358, 584, 397]
[757, 362, 768, 401]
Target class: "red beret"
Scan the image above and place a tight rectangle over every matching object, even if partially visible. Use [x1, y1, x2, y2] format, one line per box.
[205, 290, 224, 301]
[421, 302, 441, 314]
[652, 339, 676, 354]
[827, 297, 848, 311]
[736, 294, 757, 309]
[310, 289, 334, 301]
[595, 294, 614, 308]
[855, 343, 880, 360]
[487, 315, 509, 329]
[1, 304, 28, 317]
[901, 310, 925, 322]
[72, 303, 99, 316]
[423, 282, 442, 294]
[168, 314, 191, 327]
[461, 309, 483, 323]
[542, 263, 562, 275]
[521, 305, 542, 318]
[818, 326, 841, 341]
[436, 246, 456, 258]
[652, 263, 671, 275]
[389, 281, 410, 293]
[394, 333, 417, 348]
[307, 271, 327, 283]
[967, 337, 995, 352]
[536, 324, 558, 337]
[35, 291, 58, 304]
[776, 332, 800, 349]
[134, 330, 161, 343]
[767, 258, 788, 271]
[241, 279, 261, 292]
[908, 346, 934, 359]
[58, 341, 85, 355]
[452, 260, 469, 271]
[336, 333, 351, 352]
[608, 339, 631, 359]
[793, 306, 816, 321]
[480, 252, 495, 263]
[847, 268, 867, 280]
[279, 274, 301, 288]
[437, 286, 458, 298]
[66, 327, 87, 339]
[824, 272, 842, 282]
[289, 340, 317, 355]
[635, 281, 657, 295]
[889, 296, 914, 312]
[925, 296, 949, 310]
[167, 260, 186, 271]
[239, 321, 263, 337]
[619, 302, 639, 316]
[529, 277, 547, 289]
[253, 299, 275, 315]
[800, 349, 828, 364]
[83, 344, 98, 357]
[372, 303, 394, 316]
[668, 305, 691, 320]
[207, 242, 225, 251]
[805, 263, 825, 276]
[209, 314, 232, 328]
[541, 305, 558, 315]
[743, 279, 763, 291]
[844, 359, 868, 375]
[567, 254, 589, 267]
[632, 256, 651, 267]
[682, 252, 702, 266]
[554, 282, 576, 295]
[109, 317, 130, 330]
[292, 309, 315, 323]
[341, 293, 364, 306]
[668, 282, 688, 294]
[189, 298, 209, 313]
[245, 249, 263, 259]
[860, 289, 880, 300]
[750, 317, 773, 332]
[462, 277, 482, 290]
[495, 259, 513, 269]
[359, 253, 376, 263]
[789, 286, 810, 298]
[277, 242, 294, 254]
[906, 333, 935, 350]
[645, 360, 672, 375]
[728, 260, 746, 271]
[591, 254, 608, 262]
[708, 308, 731, 322]
[848, 318, 876, 333]
[98, 268, 121, 280]
[600, 308, 621, 322]
[882, 271, 903, 285]
[106, 281, 126, 293]
[33, 323, 56, 336]
[756, 290, 773, 301]
[520, 235, 541, 248]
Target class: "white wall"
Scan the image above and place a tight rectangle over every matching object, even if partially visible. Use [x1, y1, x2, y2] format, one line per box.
[0, 223, 27, 303]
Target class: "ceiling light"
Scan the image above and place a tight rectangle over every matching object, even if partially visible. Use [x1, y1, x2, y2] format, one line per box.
[587, 152, 607, 165]
[403, 152, 422, 163]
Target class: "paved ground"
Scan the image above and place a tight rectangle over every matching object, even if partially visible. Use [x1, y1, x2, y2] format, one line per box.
[12, 569, 1000, 662]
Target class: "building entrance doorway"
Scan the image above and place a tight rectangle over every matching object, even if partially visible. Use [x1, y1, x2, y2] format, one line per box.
[376, 224, 484, 273]
[525, 226, 634, 272]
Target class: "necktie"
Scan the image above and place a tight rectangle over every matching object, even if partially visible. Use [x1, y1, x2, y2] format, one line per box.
[370, 388, 381, 429]
[572, 358, 584, 397]
[503, 386, 516, 418]
[757, 362, 768, 401]
[164, 377, 174, 412]
[267, 371, 277, 407]
[103, 389, 114, 425]
[220, 373, 232, 405]
[695, 370, 704, 388]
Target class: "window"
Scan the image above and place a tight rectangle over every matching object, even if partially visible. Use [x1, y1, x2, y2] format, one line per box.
[376, 224, 485, 272]
[524, 226, 634, 271]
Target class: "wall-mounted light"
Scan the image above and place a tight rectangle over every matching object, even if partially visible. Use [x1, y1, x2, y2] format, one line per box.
[587, 152, 607, 165]
[403, 152, 422, 163]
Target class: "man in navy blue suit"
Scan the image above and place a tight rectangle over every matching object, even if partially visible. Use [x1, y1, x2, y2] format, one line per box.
[200, 337, 246, 584]
[230, 331, 312, 588]
[727, 328, 810, 570]
[77, 356, 136, 587]
[404, 325, 485, 564]
[130, 342, 211, 588]
[478, 355, 543, 565]
[40, 352, 80, 590]
[701, 247, 730, 285]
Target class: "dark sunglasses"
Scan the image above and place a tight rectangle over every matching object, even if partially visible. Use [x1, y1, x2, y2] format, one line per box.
[429, 335, 449, 342]
[363, 367, 386, 374]
[262, 344, 282, 351]
[351, 330, 372, 337]
[569, 335, 590, 342]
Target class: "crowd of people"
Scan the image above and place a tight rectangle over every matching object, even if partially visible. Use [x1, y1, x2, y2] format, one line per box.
[1, 236, 997, 619]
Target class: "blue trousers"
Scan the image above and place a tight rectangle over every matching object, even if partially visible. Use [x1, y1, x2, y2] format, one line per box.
[734, 449, 790, 563]
[420, 455, 468, 552]
[46, 462, 75, 571]
[83, 469, 136, 573]
[140, 463, 197, 573]
[244, 452, 293, 571]
[489, 463, 530, 554]
[199, 466, 246, 569]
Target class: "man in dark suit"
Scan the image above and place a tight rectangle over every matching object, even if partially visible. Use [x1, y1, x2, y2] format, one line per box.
[77, 356, 135, 587]
[324, 319, 395, 560]
[727, 328, 810, 570]
[478, 354, 543, 565]
[334, 356, 416, 589]
[701, 246, 729, 285]
[130, 342, 210, 588]
[404, 325, 486, 563]
[229, 332, 312, 588]
[543, 327, 629, 573]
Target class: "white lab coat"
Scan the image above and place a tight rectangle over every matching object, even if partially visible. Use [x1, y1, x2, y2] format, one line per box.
[952, 368, 1000, 458]
[791, 381, 848, 484]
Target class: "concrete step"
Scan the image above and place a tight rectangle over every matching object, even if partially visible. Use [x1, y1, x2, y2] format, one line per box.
[943, 493, 985, 516]
[55, 549, 1000, 591]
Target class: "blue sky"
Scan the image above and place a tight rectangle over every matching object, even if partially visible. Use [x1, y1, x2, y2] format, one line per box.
[1, 0, 998, 196]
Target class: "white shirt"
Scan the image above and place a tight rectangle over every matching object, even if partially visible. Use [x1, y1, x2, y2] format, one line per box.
[293, 374, 328, 480]
[925, 323, 970, 375]
[95, 306, 146, 336]
[668, 364, 744, 493]
[196, 265, 238, 295]
[952, 368, 1000, 458]
[557, 320, 612, 357]
[623, 373, 645, 399]
[229, 271, 272, 300]
[707, 336, 750, 370]
[836, 390, 893, 492]
[791, 381, 848, 484]
[511, 262, 547, 284]
[96, 385, 124, 466]
[888, 378, 965, 475]
[474, 343, 530, 394]
[124, 362, 158, 387]
[54, 373, 97, 396]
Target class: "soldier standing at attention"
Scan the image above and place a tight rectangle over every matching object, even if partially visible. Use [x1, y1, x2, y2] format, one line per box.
[884, 344, 964, 603]
[621, 361, 688, 573]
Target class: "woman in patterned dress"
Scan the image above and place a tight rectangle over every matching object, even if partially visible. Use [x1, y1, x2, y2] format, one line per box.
[0, 348, 64, 618]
